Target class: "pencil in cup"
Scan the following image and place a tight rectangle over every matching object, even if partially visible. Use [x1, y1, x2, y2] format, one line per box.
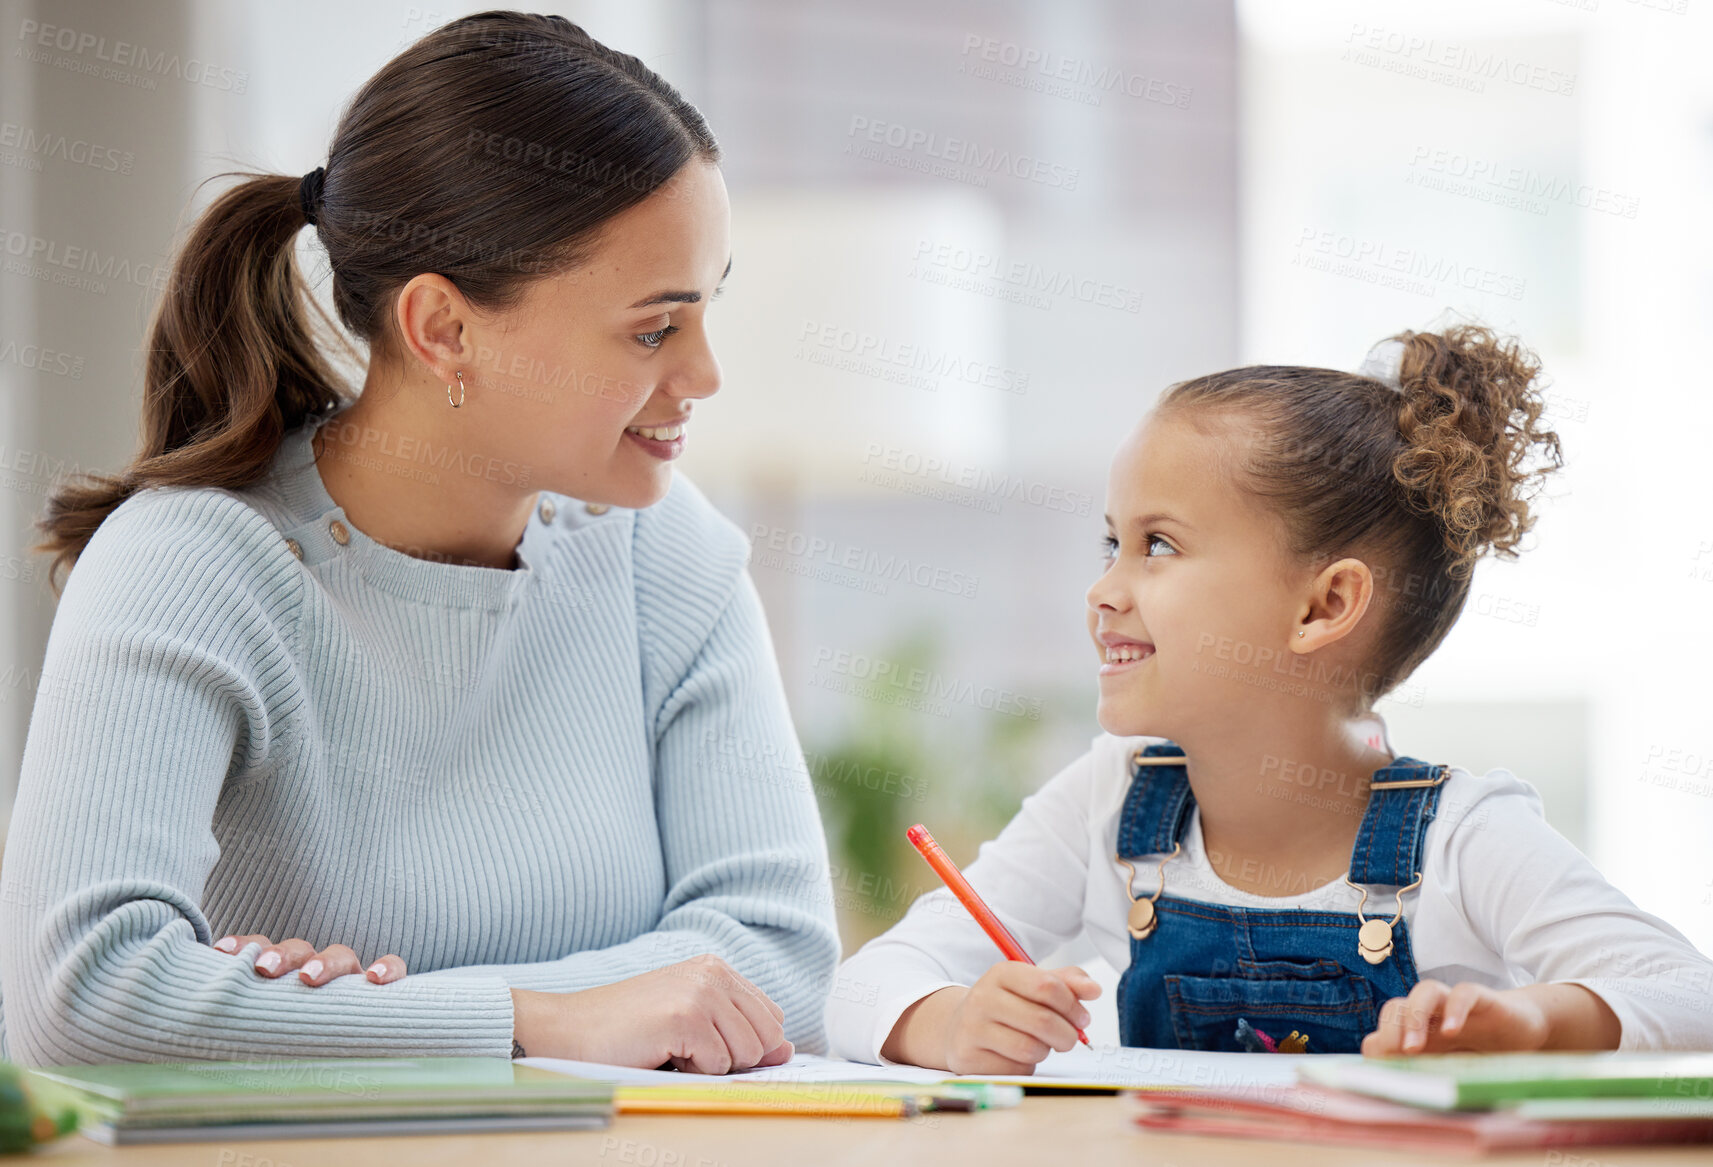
[905, 824, 1091, 1047]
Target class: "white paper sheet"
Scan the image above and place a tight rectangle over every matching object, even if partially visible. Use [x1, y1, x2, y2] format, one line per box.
[969, 1043, 1320, 1088]
[518, 1052, 948, 1086]
[521, 1045, 1328, 1090]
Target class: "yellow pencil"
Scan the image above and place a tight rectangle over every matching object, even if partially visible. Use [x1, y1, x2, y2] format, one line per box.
[614, 1084, 917, 1117]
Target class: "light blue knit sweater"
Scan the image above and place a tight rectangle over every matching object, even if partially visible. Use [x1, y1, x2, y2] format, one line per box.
[0, 410, 839, 1066]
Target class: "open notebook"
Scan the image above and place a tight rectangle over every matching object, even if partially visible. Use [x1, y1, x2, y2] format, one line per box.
[521, 1044, 1319, 1092]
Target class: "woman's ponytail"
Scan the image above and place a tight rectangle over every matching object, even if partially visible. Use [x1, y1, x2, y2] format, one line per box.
[31, 10, 720, 596]
[32, 171, 354, 594]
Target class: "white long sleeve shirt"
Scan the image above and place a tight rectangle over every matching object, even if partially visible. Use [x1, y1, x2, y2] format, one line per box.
[827, 731, 1713, 1063]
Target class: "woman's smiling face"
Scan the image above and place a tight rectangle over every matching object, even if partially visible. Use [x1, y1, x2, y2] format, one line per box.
[1085, 409, 1310, 740]
[417, 157, 733, 511]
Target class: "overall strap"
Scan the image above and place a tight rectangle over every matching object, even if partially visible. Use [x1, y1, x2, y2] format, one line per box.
[1115, 741, 1194, 858]
[1347, 756, 1449, 886]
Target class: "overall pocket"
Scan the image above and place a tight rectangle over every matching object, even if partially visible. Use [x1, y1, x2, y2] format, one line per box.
[1164, 959, 1380, 1054]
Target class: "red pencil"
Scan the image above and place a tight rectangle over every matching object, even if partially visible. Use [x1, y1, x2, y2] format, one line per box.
[906, 823, 1091, 1047]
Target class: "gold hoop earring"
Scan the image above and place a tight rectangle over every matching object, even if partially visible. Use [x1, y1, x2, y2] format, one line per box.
[447, 370, 465, 408]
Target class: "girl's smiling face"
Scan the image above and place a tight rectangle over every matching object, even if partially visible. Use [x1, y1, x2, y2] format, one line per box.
[1085, 409, 1318, 740]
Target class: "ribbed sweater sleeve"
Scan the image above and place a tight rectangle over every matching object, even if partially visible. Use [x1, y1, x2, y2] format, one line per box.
[402, 479, 842, 1051]
[0, 489, 515, 1065]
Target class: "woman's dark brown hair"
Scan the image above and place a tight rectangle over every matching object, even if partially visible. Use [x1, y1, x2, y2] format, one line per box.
[33, 10, 719, 593]
[1157, 322, 1564, 707]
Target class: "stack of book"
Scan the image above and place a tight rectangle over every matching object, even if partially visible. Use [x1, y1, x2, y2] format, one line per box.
[22, 1056, 613, 1145]
[1128, 1052, 1713, 1154]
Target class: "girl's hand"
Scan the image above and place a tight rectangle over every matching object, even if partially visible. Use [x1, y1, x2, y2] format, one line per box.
[887, 964, 1100, 1075]
[944, 964, 1101, 1075]
[511, 954, 792, 1074]
[213, 933, 408, 987]
[1362, 978, 1549, 1056]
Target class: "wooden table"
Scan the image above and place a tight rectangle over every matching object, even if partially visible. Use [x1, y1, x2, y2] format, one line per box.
[26, 1095, 1713, 1166]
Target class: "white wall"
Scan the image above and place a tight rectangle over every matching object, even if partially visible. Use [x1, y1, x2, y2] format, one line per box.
[1239, 0, 1713, 949]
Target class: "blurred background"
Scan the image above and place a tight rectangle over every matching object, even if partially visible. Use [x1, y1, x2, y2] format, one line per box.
[2, 0, 1709, 1042]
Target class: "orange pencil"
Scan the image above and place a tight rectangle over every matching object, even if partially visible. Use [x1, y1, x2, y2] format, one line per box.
[906, 823, 1091, 1047]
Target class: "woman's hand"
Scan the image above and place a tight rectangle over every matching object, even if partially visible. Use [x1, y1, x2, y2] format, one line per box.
[510, 954, 793, 1074]
[883, 964, 1101, 1075]
[213, 933, 407, 987]
[1361, 978, 1619, 1055]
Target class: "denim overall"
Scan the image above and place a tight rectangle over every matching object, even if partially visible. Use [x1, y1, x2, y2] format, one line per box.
[1114, 741, 1447, 1053]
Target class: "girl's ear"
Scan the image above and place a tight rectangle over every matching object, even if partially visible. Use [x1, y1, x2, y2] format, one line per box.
[1291, 557, 1375, 652]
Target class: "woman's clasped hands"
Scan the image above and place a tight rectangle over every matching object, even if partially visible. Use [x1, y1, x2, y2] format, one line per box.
[212, 932, 405, 986]
[211, 936, 791, 1074]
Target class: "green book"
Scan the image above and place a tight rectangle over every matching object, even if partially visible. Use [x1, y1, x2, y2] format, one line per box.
[24, 1057, 612, 1144]
[1299, 1052, 1713, 1112]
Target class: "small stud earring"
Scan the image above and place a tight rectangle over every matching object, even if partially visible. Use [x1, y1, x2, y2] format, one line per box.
[1296, 631, 1305, 638]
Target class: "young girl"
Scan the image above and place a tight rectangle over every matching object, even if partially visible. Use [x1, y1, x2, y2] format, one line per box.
[827, 325, 1713, 1072]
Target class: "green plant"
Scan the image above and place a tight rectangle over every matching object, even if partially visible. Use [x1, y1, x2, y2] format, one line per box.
[804, 629, 1065, 948]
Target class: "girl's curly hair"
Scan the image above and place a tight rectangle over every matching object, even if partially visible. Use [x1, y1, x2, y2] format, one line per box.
[1157, 322, 1563, 705]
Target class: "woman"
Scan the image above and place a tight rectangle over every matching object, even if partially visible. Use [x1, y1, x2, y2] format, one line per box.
[0, 10, 838, 1071]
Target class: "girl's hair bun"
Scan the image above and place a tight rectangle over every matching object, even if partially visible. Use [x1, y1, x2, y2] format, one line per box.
[1156, 318, 1565, 705]
[1387, 323, 1564, 581]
